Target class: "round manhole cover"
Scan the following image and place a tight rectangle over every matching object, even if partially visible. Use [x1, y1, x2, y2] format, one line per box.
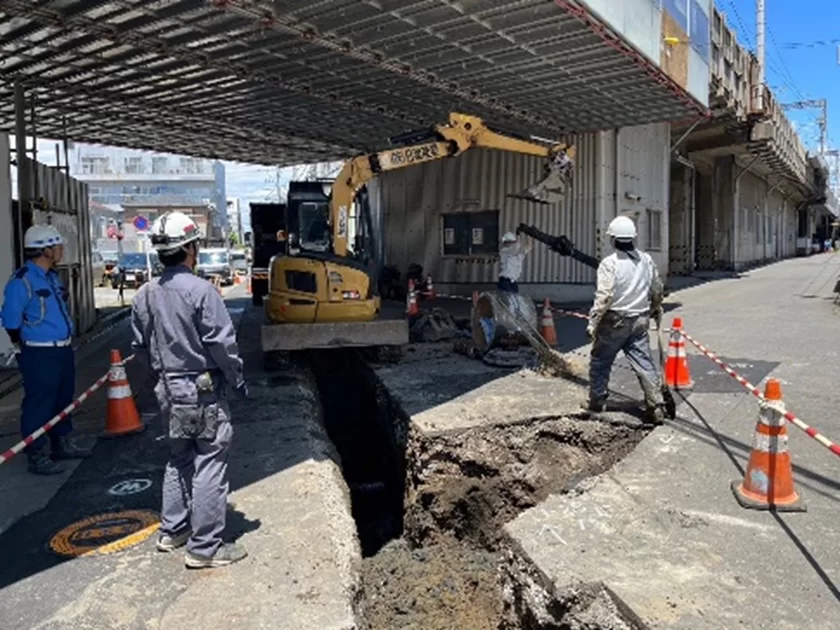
[48, 509, 160, 558]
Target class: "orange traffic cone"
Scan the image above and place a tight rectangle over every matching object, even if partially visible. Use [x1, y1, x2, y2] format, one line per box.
[103, 350, 144, 437]
[664, 317, 693, 389]
[406, 279, 419, 317]
[426, 275, 436, 300]
[731, 379, 806, 512]
[539, 298, 557, 345]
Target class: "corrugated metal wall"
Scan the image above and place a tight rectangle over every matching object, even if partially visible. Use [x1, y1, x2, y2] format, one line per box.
[373, 122, 671, 290]
[28, 159, 96, 334]
[0, 136, 13, 358]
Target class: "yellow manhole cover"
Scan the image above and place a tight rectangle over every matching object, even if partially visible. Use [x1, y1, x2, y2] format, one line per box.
[48, 509, 160, 558]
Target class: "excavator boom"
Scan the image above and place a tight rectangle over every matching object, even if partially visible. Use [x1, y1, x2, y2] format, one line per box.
[330, 112, 575, 257]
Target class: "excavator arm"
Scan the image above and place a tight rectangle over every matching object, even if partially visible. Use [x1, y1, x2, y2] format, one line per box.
[330, 112, 576, 257]
[516, 223, 600, 270]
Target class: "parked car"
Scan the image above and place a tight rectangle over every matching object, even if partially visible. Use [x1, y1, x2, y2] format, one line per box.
[197, 248, 234, 285]
[230, 250, 248, 276]
[112, 251, 162, 289]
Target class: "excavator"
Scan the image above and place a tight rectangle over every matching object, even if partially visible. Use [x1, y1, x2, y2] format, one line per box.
[261, 112, 576, 351]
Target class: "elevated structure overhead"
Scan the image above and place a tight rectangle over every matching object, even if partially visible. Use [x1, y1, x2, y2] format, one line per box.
[0, 0, 706, 165]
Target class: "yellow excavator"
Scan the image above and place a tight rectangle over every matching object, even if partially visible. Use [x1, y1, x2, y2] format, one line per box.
[261, 112, 575, 351]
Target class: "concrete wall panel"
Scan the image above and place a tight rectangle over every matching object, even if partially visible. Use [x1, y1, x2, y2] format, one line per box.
[584, 0, 663, 65]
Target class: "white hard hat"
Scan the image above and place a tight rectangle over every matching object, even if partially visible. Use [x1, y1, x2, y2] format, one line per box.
[606, 216, 637, 240]
[149, 211, 201, 253]
[24, 225, 63, 249]
[502, 232, 517, 243]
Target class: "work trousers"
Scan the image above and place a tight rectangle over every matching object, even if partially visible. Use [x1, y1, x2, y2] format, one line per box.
[158, 388, 233, 558]
[589, 312, 663, 410]
[497, 277, 519, 293]
[18, 345, 75, 452]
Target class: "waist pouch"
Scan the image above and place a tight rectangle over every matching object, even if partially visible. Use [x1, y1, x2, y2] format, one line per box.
[164, 373, 226, 440]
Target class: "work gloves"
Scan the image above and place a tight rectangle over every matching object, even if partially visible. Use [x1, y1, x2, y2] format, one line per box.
[586, 323, 596, 342]
[233, 381, 250, 400]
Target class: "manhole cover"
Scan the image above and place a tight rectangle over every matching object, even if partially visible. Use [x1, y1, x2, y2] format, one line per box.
[48, 509, 160, 558]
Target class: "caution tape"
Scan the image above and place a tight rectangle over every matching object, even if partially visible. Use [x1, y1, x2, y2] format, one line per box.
[679, 330, 840, 458]
[0, 354, 136, 466]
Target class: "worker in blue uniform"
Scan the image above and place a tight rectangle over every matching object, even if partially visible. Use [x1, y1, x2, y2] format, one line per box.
[1, 225, 92, 475]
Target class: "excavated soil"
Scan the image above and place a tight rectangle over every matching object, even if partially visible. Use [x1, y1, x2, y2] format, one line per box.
[306, 346, 647, 629]
[360, 413, 644, 630]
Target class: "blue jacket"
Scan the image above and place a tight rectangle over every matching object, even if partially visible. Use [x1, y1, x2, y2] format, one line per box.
[1, 261, 74, 343]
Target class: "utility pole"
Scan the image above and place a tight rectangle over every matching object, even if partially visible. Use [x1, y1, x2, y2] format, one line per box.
[756, 0, 766, 110]
[781, 99, 828, 155]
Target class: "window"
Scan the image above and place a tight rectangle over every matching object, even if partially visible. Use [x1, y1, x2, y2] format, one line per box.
[124, 157, 143, 174]
[441, 210, 499, 256]
[646, 208, 663, 250]
[180, 157, 203, 174]
[152, 157, 168, 174]
[80, 156, 109, 174]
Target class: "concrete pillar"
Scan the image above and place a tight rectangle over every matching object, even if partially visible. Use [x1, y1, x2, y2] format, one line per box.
[668, 162, 694, 275]
[712, 157, 737, 270]
[695, 170, 715, 270]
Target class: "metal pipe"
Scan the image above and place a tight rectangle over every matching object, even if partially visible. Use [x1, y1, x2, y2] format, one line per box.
[14, 81, 27, 267]
[30, 94, 39, 208]
[670, 118, 702, 153]
[756, 0, 766, 111]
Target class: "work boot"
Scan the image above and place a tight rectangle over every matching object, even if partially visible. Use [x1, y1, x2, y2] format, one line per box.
[27, 449, 65, 475]
[51, 435, 93, 460]
[642, 406, 665, 426]
[184, 542, 248, 569]
[157, 529, 192, 552]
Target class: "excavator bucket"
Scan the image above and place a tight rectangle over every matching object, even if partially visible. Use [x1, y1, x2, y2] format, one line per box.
[507, 150, 574, 205]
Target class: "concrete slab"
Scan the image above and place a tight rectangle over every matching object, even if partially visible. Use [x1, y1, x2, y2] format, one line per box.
[0, 298, 361, 630]
[506, 254, 840, 629]
[262, 319, 409, 351]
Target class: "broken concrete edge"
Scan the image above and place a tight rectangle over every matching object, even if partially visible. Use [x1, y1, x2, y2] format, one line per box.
[261, 320, 409, 352]
[275, 364, 366, 626]
[499, 539, 651, 630]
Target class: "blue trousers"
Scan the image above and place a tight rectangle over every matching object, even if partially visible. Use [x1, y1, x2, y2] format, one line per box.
[589, 312, 663, 410]
[497, 277, 519, 293]
[18, 345, 75, 452]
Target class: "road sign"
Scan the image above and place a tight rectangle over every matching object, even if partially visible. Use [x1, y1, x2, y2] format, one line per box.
[133, 215, 149, 231]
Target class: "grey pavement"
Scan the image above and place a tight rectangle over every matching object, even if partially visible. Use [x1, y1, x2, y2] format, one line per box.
[507, 252, 840, 628]
[0, 286, 360, 630]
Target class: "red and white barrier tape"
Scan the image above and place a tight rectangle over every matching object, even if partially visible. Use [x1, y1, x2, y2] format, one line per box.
[679, 330, 840, 458]
[0, 354, 136, 466]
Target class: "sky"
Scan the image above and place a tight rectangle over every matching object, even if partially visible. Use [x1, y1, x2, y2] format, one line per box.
[719, 0, 840, 153]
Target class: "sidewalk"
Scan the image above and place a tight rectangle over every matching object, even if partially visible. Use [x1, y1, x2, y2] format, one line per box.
[0, 295, 360, 630]
[506, 253, 840, 628]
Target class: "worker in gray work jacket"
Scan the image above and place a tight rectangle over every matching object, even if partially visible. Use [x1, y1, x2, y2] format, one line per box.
[131, 211, 249, 569]
[586, 216, 665, 425]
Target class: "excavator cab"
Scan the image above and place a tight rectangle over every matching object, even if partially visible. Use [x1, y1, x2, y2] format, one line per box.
[265, 181, 381, 324]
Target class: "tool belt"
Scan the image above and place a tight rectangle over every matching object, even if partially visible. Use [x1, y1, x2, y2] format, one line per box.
[165, 371, 225, 440]
[600, 310, 649, 329]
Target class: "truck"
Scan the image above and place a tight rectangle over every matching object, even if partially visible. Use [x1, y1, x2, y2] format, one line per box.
[248, 202, 287, 306]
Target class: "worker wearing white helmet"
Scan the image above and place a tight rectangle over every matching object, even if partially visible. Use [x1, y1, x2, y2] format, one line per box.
[1, 224, 92, 475]
[132, 211, 248, 569]
[497, 228, 533, 293]
[586, 215, 665, 425]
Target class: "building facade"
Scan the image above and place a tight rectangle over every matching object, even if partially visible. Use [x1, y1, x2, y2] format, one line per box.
[69, 145, 227, 252]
